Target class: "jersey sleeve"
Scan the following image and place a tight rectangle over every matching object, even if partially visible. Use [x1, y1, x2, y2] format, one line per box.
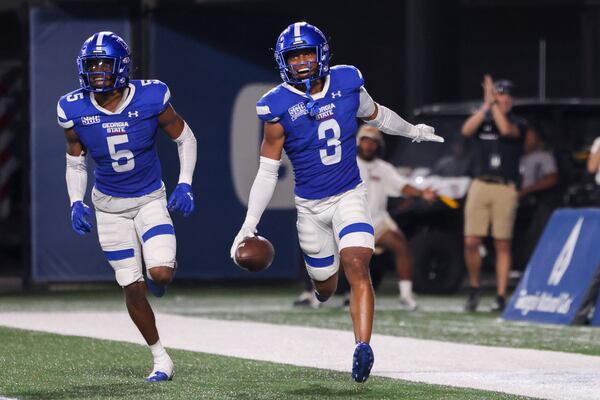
[154, 81, 171, 114]
[56, 98, 74, 129]
[163, 82, 171, 105]
[256, 94, 281, 123]
[350, 66, 365, 88]
[139, 80, 171, 115]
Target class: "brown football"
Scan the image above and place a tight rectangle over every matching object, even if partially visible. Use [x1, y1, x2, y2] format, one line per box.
[234, 236, 275, 272]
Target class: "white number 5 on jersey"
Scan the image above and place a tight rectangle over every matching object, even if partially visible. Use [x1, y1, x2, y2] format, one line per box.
[318, 119, 342, 165]
[107, 135, 135, 172]
[66, 92, 84, 102]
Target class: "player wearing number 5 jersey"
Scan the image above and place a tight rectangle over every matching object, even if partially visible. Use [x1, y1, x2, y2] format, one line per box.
[230, 22, 444, 383]
[57, 32, 197, 382]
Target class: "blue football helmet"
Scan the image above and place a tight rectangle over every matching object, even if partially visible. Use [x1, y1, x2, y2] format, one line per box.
[274, 22, 330, 85]
[77, 31, 131, 93]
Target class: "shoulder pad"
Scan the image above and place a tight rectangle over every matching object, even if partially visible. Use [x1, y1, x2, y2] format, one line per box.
[330, 65, 364, 89]
[133, 79, 171, 112]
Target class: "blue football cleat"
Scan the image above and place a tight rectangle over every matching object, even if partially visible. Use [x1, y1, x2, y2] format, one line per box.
[146, 370, 173, 382]
[352, 341, 374, 383]
[145, 277, 166, 298]
[146, 354, 174, 382]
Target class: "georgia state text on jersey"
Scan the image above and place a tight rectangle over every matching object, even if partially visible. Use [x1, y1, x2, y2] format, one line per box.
[257, 65, 364, 200]
[57, 79, 171, 197]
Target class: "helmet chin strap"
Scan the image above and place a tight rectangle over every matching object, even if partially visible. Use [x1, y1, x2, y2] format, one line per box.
[304, 78, 318, 118]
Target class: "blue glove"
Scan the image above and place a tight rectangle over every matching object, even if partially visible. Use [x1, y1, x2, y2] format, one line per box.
[70, 201, 93, 235]
[167, 183, 194, 217]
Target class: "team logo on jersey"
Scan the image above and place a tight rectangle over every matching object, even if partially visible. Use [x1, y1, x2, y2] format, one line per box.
[314, 103, 336, 121]
[102, 121, 129, 134]
[81, 115, 101, 125]
[288, 102, 309, 121]
[331, 90, 342, 99]
[128, 111, 139, 118]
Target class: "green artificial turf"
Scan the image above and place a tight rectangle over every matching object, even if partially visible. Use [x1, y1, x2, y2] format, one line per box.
[0, 326, 535, 400]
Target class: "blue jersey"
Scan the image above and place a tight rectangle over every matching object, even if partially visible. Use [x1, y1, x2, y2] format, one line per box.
[257, 65, 364, 200]
[57, 79, 170, 198]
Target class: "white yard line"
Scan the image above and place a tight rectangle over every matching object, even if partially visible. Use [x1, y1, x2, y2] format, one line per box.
[1, 312, 599, 399]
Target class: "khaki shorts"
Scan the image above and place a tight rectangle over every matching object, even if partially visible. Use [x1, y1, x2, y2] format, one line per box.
[464, 179, 518, 240]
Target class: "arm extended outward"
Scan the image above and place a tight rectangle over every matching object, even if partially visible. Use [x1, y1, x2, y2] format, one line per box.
[357, 87, 444, 143]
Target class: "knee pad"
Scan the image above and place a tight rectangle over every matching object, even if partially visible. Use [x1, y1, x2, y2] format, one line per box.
[113, 260, 143, 287]
[143, 234, 176, 268]
[307, 264, 338, 282]
[104, 249, 143, 287]
[339, 232, 374, 251]
[304, 253, 339, 282]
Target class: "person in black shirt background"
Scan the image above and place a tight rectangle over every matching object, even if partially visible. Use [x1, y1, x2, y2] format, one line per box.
[461, 75, 527, 312]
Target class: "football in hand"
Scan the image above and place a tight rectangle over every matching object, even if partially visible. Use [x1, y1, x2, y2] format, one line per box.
[234, 236, 275, 273]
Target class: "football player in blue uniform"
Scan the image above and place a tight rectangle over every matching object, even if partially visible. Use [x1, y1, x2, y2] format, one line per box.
[57, 32, 197, 382]
[231, 22, 443, 383]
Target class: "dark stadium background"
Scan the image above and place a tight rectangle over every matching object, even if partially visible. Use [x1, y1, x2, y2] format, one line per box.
[0, 0, 599, 289]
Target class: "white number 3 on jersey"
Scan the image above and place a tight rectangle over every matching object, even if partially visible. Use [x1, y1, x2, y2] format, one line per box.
[107, 135, 135, 172]
[318, 119, 342, 165]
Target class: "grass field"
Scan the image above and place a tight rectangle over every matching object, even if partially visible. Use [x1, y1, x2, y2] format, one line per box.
[1, 285, 597, 399]
[0, 326, 534, 400]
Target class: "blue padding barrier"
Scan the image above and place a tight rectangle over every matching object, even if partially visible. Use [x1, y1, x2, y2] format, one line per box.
[503, 208, 600, 325]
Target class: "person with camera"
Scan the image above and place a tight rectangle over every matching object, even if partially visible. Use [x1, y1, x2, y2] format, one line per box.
[461, 75, 527, 312]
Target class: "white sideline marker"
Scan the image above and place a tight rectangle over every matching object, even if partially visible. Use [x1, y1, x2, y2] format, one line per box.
[0, 312, 599, 400]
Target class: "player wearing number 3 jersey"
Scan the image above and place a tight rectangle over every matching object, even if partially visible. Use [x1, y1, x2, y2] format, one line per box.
[56, 32, 197, 382]
[230, 22, 444, 383]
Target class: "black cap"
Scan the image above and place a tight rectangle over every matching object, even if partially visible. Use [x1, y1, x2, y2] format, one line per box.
[495, 79, 514, 95]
